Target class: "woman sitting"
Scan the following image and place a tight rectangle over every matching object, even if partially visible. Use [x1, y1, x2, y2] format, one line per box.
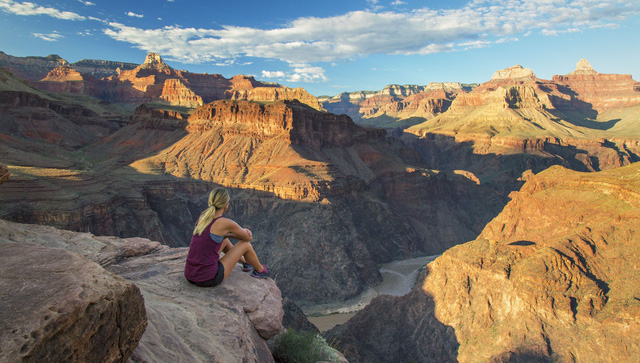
[185, 188, 269, 287]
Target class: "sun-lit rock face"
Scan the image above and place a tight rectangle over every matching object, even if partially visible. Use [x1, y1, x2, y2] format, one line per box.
[490, 64, 536, 81]
[228, 86, 324, 111]
[552, 58, 640, 111]
[321, 83, 470, 128]
[328, 162, 640, 362]
[36, 66, 100, 95]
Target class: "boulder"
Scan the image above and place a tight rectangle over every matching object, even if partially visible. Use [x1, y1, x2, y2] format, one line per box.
[107, 248, 283, 362]
[0, 242, 146, 362]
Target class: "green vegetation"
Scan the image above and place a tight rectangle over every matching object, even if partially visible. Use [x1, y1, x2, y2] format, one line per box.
[272, 330, 343, 363]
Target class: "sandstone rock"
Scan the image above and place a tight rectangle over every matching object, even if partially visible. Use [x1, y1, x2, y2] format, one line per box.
[228, 86, 323, 110]
[552, 59, 640, 112]
[570, 58, 595, 75]
[0, 218, 285, 362]
[322, 83, 471, 129]
[0, 219, 168, 267]
[107, 247, 283, 362]
[159, 79, 204, 108]
[0, 242, 146, 362]
[329, 162, 640, 362]
[405, 61, 640, 195]
[490, 64, 536, 80]
[35, 66, 100, 96]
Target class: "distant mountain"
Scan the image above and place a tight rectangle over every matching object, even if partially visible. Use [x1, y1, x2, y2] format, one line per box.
[320, 83, 476, 129]
[401, 60, 640, 194]
[0, 51, 322, 110]
[0, 51, 137, 80]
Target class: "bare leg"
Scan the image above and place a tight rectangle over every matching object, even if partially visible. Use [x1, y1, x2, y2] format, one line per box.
[220, 238, 247, 264]
[219, 241, 264, 280]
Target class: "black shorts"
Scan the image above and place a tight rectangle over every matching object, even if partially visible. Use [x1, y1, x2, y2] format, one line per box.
[187, 261, 225, 287]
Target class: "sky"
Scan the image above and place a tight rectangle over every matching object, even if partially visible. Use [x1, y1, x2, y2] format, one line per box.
[1, 0, 639, 96]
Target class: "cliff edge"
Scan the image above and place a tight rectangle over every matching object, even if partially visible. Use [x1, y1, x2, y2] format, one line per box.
[0, 219, 284, 362]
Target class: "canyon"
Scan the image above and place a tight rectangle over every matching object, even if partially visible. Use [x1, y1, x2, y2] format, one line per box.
[0, 59, 505, 304]
[2, 51, 640, 361]
[327, 162, 640, 362]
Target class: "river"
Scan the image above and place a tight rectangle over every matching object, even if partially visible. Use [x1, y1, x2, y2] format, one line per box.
[305, 254, 439, 331]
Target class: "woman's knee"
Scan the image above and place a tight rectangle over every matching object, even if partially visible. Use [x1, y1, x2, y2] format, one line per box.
[237, 240, 254, 252]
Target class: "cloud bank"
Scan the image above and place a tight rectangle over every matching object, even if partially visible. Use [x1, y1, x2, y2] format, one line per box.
[0, 0, 85, 20]
[2, 0, 639, 82]
[102, 0, 639, 66]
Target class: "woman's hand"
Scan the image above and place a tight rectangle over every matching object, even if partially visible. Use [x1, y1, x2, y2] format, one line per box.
[245, 228, 253, 239]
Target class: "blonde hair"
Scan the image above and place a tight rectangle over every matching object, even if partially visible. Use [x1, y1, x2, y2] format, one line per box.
[193, 188, 230, 235]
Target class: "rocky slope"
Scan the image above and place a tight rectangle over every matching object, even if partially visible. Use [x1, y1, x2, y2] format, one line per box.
[327, 161, 640, 362]
[0, 218, 284, 362]
[321, 83, 473, 129]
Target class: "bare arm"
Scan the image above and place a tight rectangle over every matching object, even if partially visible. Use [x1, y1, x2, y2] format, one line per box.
[223, 219, 253, 242]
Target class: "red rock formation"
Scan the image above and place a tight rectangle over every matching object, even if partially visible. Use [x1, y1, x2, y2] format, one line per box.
[552, 59, 640, 112]
[159, 79, 203, 108]
[322, 83, 469, 128]
[228, 86, 323, 110]
[35, 66, 100, 95]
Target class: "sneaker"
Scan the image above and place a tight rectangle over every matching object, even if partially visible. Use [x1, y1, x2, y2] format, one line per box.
[241, 262, 253, 272]
[251, 264, 270, 279]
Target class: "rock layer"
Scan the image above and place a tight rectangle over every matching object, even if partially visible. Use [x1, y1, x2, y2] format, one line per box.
[328, 162, 640, 362]
[321, 83, 472, 129]
[0, 242, 146, 362]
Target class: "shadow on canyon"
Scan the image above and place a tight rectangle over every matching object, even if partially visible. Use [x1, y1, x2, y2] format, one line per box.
[3, 107, 635, 303]
[324, 268, 460, 362]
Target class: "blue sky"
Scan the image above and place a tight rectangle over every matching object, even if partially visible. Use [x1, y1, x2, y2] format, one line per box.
[1, 0, 639, 96]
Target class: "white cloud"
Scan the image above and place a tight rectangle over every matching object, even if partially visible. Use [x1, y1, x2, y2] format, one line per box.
[262, 70, 286, 78]
[77, 0, 94, 5]
[126, 11, 144, 18]
[0, 0, 85, 20]
[32, 31, 63, 41]
[102, 0, 640, 76]
[262, 66, 328, 83]
[391, 0, 406, 5]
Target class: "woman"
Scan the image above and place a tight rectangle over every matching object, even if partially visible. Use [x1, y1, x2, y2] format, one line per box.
[185, 188, 269, 287]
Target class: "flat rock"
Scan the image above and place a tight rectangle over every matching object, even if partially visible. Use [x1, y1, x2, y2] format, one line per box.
[107, 247, 283, 362]
[0, 242, 146, 362]
[0, 219, 168, 267]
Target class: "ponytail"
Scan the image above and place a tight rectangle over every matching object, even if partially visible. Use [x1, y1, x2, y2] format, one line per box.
[193, 188, 230, 235]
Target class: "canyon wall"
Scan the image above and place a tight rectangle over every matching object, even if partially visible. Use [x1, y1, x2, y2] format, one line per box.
[328, 162, 640, 362]
[321, 83, 473, 129]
